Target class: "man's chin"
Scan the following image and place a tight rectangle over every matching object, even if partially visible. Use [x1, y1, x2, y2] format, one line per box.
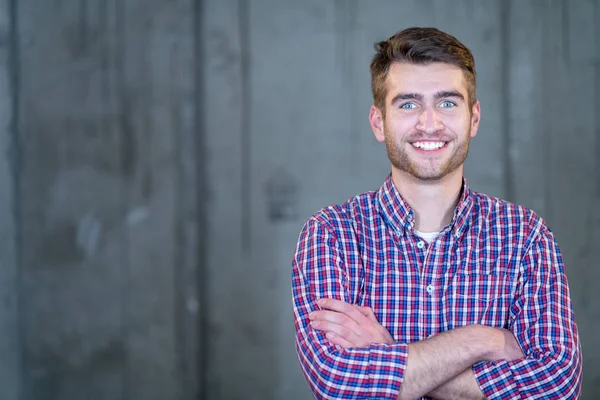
[410, 173, 448, 182]
[391, 163, 453, 182]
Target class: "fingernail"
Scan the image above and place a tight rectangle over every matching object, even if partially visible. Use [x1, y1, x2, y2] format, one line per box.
[317, 299, 325, 306]
[308, 312, 314, 319]
[326, 332, 334, 338]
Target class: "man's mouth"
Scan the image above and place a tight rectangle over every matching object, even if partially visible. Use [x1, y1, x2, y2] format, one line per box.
[410, 141, 447, 151]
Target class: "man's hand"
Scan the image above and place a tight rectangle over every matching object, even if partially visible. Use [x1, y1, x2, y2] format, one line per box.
[497, 328, 525, 361]
[308, 298, 394, 348]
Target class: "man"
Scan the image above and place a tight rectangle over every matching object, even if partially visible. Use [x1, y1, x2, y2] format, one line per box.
[291, 27, 582, 399]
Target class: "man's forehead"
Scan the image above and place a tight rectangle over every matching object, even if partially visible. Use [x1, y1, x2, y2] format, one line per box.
[385, 62, 468, 98]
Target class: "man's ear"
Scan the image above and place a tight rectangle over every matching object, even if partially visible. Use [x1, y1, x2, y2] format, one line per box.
[470, 101, 481, 138]
[370, 105, 385, 142]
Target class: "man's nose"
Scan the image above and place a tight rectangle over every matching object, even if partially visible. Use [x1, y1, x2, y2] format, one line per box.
[416, 107, 444, 134]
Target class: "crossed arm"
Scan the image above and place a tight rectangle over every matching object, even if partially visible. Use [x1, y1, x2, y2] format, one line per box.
[309, 298, 522, 400]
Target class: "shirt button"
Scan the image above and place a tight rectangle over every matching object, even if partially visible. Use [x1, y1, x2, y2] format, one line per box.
[426, 284, 434, 295]
[417, 241, 425, 249]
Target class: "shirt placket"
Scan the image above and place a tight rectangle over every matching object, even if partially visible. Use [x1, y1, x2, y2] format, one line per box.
[409, 235, 426, 340]
[416, 233, 444, 340]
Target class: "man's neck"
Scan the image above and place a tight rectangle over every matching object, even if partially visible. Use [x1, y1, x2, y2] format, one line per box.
[391, 167, 464, 233]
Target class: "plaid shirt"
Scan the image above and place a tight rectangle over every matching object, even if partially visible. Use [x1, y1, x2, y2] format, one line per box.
[292, 175, 582, 399]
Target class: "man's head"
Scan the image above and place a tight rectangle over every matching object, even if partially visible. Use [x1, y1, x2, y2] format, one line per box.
[370, 27, 477, 115]
[368, 27, 480, 183]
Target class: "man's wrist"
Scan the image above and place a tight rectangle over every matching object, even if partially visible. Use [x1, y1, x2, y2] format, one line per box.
[459, 324, 504, 363]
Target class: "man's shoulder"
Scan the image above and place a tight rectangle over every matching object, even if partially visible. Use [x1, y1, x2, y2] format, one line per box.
[306, 190, 379, 231]
[471, 190, 549, 238]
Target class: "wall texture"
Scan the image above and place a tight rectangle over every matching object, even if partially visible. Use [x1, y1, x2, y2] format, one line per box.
[0, 0, 21, 398]
[7, 1, 201, 399]
[0, 0, 598, 399]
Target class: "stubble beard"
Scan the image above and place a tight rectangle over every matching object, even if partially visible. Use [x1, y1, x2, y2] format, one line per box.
[384, 126, 471, 181]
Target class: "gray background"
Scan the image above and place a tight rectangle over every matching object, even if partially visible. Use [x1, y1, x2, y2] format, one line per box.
[0, 0, 598, 399]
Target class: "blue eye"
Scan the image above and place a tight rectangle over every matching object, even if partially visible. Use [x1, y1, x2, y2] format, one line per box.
[440, 101, 456, 108]
[401, 103, 416, 109]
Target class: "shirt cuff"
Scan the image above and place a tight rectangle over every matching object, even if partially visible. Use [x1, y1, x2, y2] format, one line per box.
[366, 342, 408, 399]
[472, 360, 519, 400]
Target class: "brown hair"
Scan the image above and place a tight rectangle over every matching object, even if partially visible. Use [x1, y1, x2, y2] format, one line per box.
[370, 27, 476, 113]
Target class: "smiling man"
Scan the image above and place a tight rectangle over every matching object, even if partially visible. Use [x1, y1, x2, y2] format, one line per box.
[291, 27, 582, 399]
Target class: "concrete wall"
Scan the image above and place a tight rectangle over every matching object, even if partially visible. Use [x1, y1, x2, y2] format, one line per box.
[0, 0, 21, 398]
[8, 1, 201, 399]
[0, 0, 598, 399]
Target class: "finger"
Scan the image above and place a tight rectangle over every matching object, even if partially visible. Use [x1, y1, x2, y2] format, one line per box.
[309, 310, 365, 337]
[311, 310, 394, 346]
[352, 305, 369, 317]
[310, 310, 357, 325]
[317, 298, 369, 325]
[355, 305, 371, 316]
[350, 305, 395, 345]
[325, 332, 355, 349]
[356, 305, 378, 322]
[310, 320, 361, 345]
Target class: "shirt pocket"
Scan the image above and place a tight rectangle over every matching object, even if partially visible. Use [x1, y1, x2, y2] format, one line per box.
[442, 273, 515, 329]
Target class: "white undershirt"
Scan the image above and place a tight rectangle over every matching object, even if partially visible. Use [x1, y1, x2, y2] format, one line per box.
[414, 229, 439, 244]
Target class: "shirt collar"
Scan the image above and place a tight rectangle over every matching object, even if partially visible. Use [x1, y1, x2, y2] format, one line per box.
[376, 174, 474, 239]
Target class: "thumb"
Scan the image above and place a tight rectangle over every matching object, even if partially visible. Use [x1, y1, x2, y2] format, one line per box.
[356, 305, 377, 321]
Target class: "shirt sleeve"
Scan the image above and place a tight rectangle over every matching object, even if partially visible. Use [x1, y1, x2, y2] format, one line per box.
[292, 216, 407, 399]
[473, 229, 583, 399]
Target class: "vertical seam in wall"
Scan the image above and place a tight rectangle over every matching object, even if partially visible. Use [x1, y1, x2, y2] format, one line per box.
[8, 0, 23, 398]
[334, 0, 345, 160]
[334, 0, 344, 87]
[500, 0, 513, 202]
[596, 0, 600, 200]
[348, 1, 358, 174]
[194, 1, 207, 398]
[173, 0, 195, 391]
[115, 0, 130, 398]
[335, 0, 357, 174]
[174, 26, 185, 400]
[541, 5, 553, 224]
[561, 0, 570, 67]
[238, 0, 251, 254]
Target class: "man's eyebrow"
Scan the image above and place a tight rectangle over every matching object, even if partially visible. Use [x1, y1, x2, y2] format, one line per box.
[390, 91, 465, 105]
[435, 90, 465, 100]
[390, 92, 423, 105]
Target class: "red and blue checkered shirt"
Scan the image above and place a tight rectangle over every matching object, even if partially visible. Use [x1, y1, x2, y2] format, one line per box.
[292, 175, 582, 399]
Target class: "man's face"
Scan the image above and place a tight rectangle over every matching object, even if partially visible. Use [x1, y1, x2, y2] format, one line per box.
[370, 62, 480, 182]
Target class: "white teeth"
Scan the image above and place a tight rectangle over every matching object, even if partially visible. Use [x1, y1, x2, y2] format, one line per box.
[412, 141, 445, 150]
